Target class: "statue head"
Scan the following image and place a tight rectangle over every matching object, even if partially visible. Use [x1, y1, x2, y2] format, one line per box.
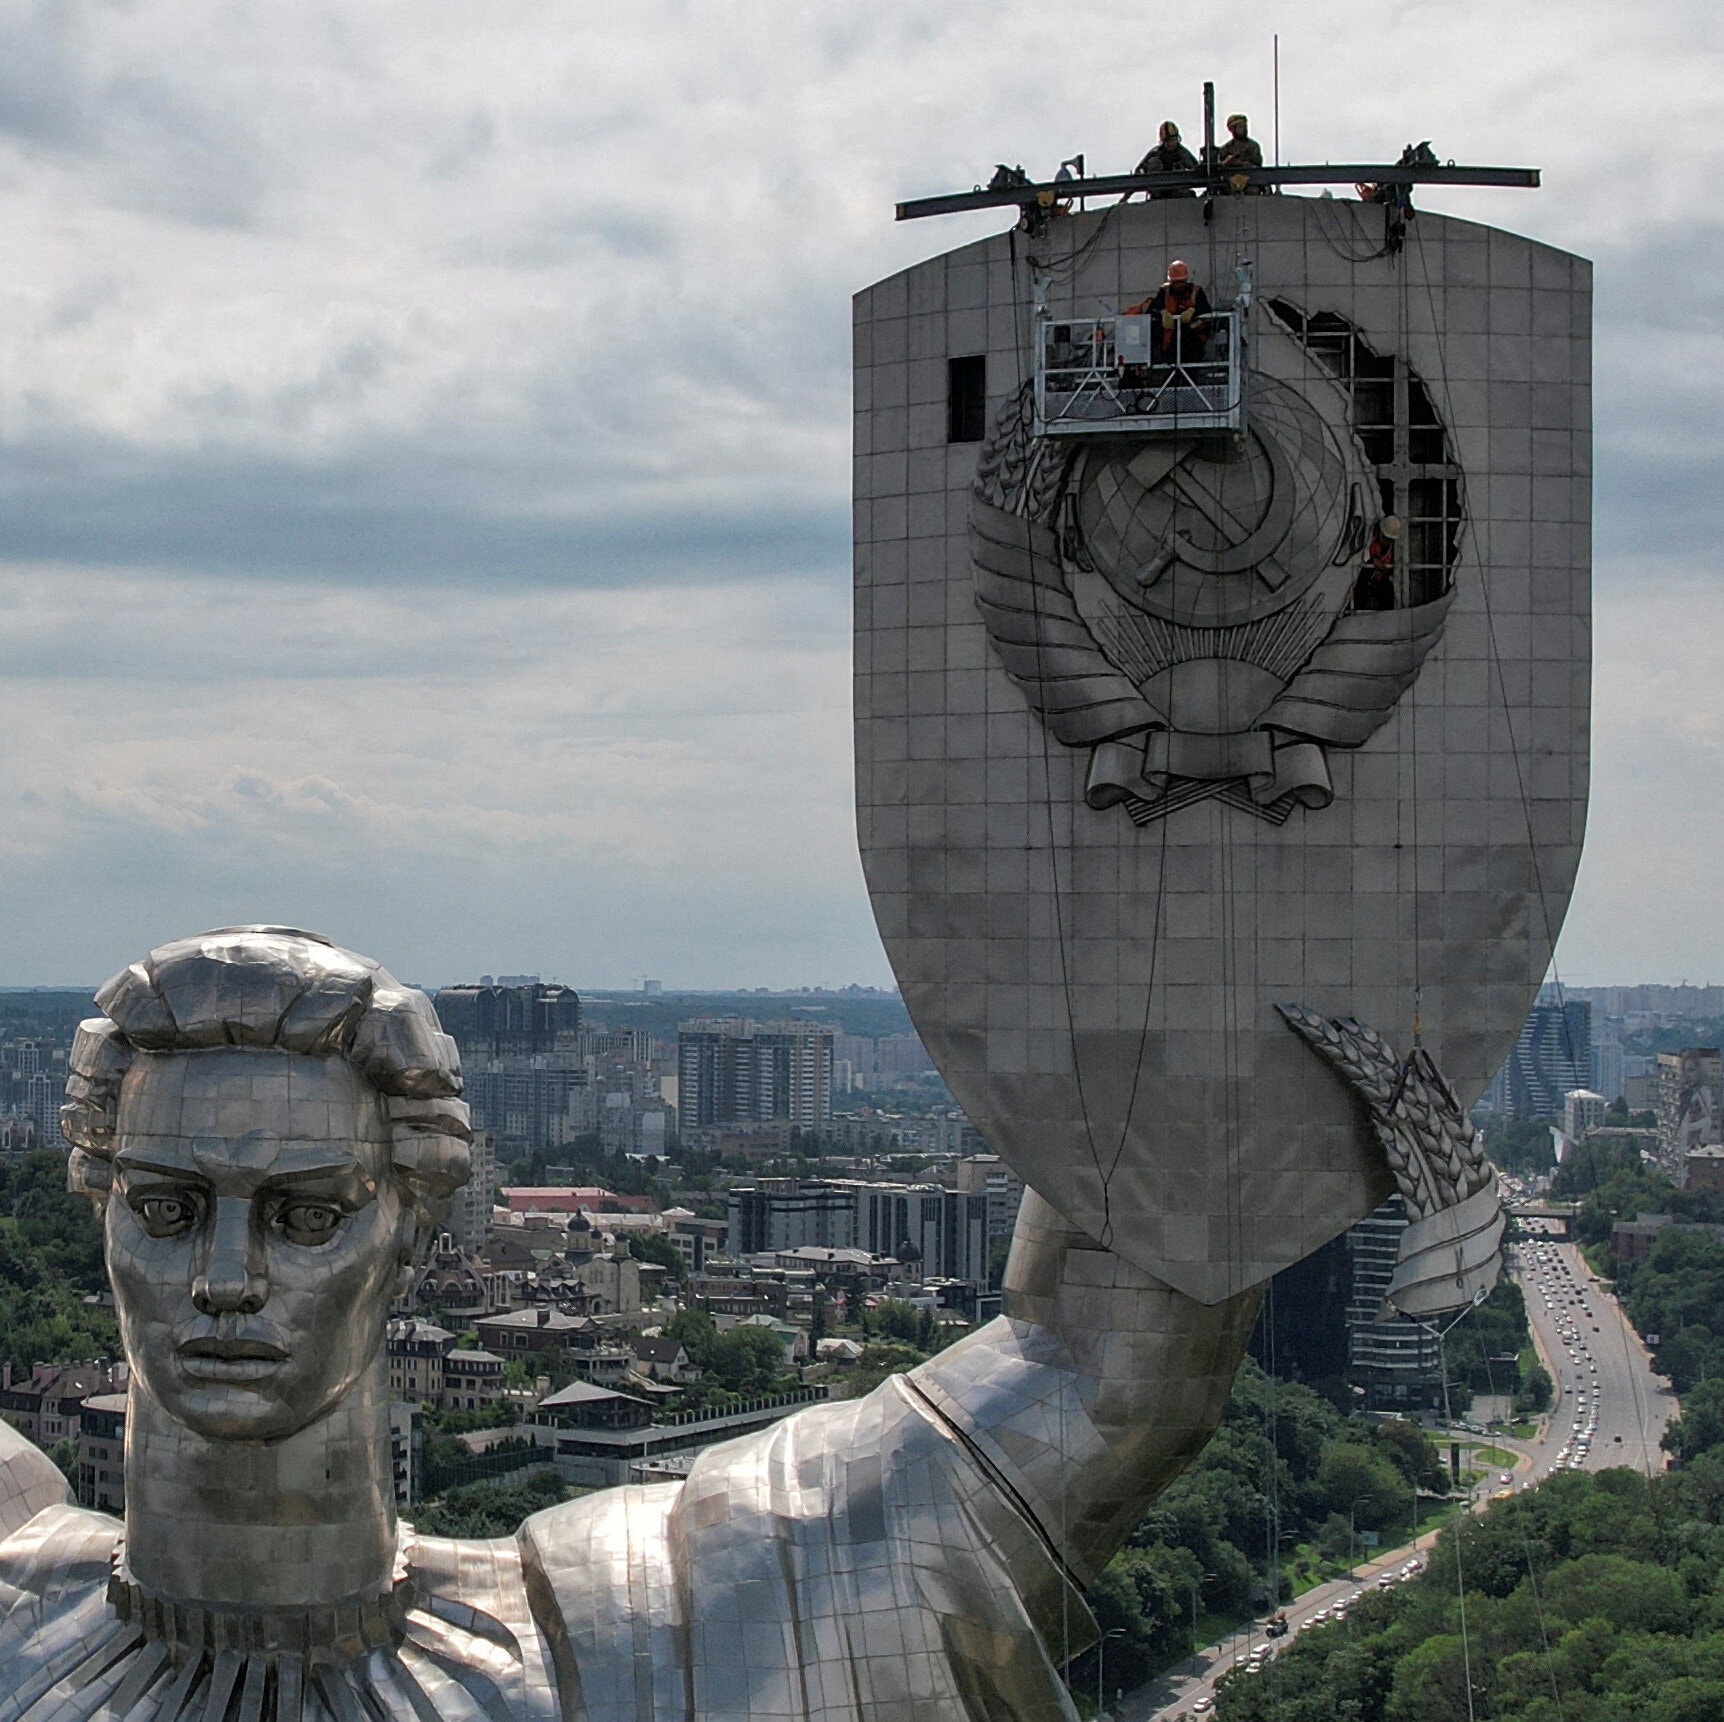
[61, 927, 470, 1444]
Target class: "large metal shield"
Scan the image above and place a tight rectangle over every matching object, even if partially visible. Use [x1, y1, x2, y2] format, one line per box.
[854, 197, 1590, 1304]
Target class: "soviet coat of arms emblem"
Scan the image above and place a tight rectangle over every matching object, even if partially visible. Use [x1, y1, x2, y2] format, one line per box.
[972, 305, 1457, 824]
[855, 198, 1590, 1304]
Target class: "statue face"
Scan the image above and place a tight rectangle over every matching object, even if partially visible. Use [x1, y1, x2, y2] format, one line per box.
[107, 1049, 411, 1441]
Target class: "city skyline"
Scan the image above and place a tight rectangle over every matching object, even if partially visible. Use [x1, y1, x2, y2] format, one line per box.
[0, 3, 1719, 989]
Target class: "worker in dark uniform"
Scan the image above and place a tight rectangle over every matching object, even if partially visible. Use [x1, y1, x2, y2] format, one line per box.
[1127, 260, 1212, 367]
[1132, 121, 1198, 197]
[1218, 113, 1264, 193]
[1353, 515, 1401, 610]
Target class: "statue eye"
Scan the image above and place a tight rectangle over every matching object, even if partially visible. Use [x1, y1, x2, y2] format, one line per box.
[136, 1194, 199, 1236]
[276, 1201, 342, 1246]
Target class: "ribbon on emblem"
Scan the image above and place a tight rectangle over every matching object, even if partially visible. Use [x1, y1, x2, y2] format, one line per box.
[1085, 729, 1335, 812]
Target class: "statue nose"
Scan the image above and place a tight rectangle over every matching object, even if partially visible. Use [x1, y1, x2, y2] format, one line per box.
[191, 1199, 267, 1316]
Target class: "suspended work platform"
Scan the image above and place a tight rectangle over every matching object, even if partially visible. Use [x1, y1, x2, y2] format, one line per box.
[1035, 305, 1246, 438]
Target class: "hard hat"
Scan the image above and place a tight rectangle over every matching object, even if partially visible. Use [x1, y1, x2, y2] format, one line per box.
[1227, 113, 1248, 129]
[1160, 120, 1180, 139]
[1166, 259, 1191, 282]
[1380, 515, 1404, 540]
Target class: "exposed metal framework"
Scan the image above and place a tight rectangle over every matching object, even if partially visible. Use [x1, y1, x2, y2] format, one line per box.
[897, 162, 1540, 223]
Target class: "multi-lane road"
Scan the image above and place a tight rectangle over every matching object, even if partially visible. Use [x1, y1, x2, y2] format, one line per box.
[1125, 1218, 1677, 1720]
[1510, 1221, 1673, 1480]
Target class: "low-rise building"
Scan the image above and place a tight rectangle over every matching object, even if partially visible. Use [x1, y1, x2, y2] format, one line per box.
[661, 1210, 728, 1273]
[533, 1380, 654, 1436]
[528, 1384, 831, 1489]
[1611, 1212, 1675, 1262]
[476, 1306, 596, 1357]
[502, 1187, 659, 1216]
[565, 1253, 643, 1315]
[441, 1348, 508, 1410]
[387, 1319, 457, 1403]
[686, 1275, 781, 1320]
[410, 1241, 490, 1318]
[474, 1307, 635, 1385]
[76, 1392, 127, 1515]
[1562, 1090, 1608, 1142]
[767, 1245, 879, 1283]
[0, 1362, 119, 1448]
[1684, 1146, 1724, 1193]
[630, 1337, 698, 1384]
[725, 1313, 807, 1364]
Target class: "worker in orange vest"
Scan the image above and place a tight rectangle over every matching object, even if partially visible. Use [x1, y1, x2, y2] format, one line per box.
[1127, 260, 1212, 364]
[1353, 516, 1402, 610]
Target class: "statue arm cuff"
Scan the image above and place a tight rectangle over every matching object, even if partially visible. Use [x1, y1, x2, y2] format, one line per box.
[905, 1192, 1260, 1583]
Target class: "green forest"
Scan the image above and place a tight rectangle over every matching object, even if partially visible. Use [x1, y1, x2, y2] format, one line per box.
[1214, 1414, 1724, 1722]
[1064, 1362, 1452, 1694]
[0, 1150, 118, 1372]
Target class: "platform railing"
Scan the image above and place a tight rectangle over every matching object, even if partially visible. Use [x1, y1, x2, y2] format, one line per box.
[1034, 305, 1245, 437]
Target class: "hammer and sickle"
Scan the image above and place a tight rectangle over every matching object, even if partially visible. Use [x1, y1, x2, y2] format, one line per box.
[1130, 431, 1297, 591]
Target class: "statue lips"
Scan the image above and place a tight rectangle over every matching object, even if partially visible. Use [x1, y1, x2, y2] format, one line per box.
[176, 1332, 291, 1384]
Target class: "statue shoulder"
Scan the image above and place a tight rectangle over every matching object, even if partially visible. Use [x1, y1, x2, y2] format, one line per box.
[0, 1418, 74, 1542]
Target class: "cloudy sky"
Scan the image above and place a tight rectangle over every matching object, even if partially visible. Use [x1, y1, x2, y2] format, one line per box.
[0, 0, 1719, 989]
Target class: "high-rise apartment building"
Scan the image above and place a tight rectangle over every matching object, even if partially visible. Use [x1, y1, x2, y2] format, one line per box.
[1657, 1048, 1723, 1163]
[1497, 996, 1592, 1120]
[725, 1178, 991, 1286]
[1592, 1037, 1626, 1106]
[1345, 1196, 1442, 1410]
[728, 1180, 857, 1255]
[462, 1060, 590, 1151]
[434, 982, 582, 1063]
[950, 1153, 1024, 1248]
[850, 1183, 990, 1287]
[449, 1129, 498, 1253]
[24, 1072, 61, 1147]
[678, 1019, 836, 1129]
[581, 1029, 650, 1063]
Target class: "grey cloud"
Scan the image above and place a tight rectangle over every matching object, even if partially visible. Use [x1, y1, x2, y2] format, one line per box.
[448, 204, 675, 270]
[0, 0, 90, 145]
[425, 109, 497, 181]
[0, 563, 848, 687]
[0, 1, 1720, 988]
[0, 440, 848, 588]
[0, 12, 267, 226]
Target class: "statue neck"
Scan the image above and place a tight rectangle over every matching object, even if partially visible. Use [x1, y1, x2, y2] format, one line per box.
[122, 1354, 399, 1610]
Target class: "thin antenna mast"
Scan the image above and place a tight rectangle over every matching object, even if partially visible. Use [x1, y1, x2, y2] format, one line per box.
[1273, 36, 1281, 165]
